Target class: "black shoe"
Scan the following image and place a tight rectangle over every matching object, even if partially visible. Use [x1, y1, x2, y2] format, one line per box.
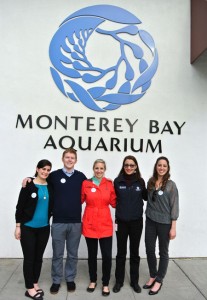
[102, 286, 110, 296]
[149, 282, 162, 295]
[25, 291, 43, 300]
[113, 282, 123, 293]
[87, 282, 97, 293]
[143, 281, 155, 289]
[50, 283, 61, 294]
[67, 281, 76, 292]
[130, 283, 141, 293]
[36, 289, 44, 296]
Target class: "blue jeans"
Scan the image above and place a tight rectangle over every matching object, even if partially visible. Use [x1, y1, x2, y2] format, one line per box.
[145, 217, 171, 283]
[51, 223, 81, 283]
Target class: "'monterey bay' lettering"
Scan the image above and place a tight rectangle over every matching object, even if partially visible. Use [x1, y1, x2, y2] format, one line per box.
[16, 114, 138, 132]
[16, 115, 186, 135]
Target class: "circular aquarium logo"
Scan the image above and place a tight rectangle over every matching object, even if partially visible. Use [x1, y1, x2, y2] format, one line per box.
[49, 5, 158, 112]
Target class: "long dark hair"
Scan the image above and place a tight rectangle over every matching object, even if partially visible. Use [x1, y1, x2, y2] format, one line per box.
[118, 155, 142, 181]
[148, 156, 170, 191]
[34, 159, 52, 177]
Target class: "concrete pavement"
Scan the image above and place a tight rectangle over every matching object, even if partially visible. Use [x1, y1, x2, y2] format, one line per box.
[0, 258, 207, 300]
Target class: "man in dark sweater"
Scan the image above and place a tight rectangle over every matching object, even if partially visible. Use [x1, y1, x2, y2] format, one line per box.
[48, 148, 86, 294]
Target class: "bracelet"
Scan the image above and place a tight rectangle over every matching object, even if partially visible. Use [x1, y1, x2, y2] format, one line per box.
[16, 225, 20, 227]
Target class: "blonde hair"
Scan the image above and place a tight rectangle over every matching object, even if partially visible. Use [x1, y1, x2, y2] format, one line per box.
[93, 159, 106, 170]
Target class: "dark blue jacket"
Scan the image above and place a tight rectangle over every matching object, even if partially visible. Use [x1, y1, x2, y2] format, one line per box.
[114, 174, 147, 222]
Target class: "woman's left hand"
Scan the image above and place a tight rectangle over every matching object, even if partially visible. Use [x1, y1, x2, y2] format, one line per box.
[169, 228, 176, 240]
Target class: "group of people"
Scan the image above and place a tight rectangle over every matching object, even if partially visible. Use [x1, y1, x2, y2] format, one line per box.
[14, 148, 179, 300]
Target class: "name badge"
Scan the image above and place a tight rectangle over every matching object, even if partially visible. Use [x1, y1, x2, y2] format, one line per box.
[91, 188, 96, 192]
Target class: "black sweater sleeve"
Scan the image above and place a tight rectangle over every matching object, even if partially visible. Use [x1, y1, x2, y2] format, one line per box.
[140, 178, 148, 201]
[15, 187, 29, 223]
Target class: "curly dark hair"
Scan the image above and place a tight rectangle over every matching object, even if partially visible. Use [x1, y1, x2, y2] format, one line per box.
[147, 156, 170, 191]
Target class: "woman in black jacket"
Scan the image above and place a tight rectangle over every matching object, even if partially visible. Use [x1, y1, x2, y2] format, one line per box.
[15, 159, 53, 300]
[113, 155, 147, 294]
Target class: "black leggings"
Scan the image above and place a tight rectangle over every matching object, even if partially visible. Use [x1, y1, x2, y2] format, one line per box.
[85, 237, 112, 286]
[145, 217, 171, 283]
[20, 225, 50, 289]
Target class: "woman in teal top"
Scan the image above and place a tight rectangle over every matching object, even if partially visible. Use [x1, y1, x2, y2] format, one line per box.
[15, 160, 53, 300]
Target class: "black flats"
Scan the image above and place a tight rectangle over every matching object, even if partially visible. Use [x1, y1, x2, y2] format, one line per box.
[36, 289, 44, 296]
[102, 286, 110, 296]
[87, 283, 110, 296]
[149, 282, 163, 296]
[25, 291, 43, 300]
[87, 282, 97, 293]
[143, 281, 155, 289]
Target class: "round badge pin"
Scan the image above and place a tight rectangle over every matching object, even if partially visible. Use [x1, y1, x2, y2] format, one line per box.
[158, 190, 163, 196]
[91, 188, 96, 192]
[61, 178, 66, 183]
[31, 192, 37, 198]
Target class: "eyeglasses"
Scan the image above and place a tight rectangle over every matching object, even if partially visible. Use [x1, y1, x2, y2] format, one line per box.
[152, 190, 157, 202]
[124, 164, 136, 168]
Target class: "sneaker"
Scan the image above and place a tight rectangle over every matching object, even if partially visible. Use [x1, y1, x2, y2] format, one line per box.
[67, 281, 76, 292]
[130, 283, 141, 293]
[113, 282, 123, 293]
[50, 283, 61, 294]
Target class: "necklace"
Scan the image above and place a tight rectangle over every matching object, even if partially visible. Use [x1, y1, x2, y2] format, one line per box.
[155, 180, 162, 189]
[38, 185, 48, 200]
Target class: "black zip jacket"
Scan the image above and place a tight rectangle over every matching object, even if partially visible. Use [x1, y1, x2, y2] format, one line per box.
[114, 174, 147, 222]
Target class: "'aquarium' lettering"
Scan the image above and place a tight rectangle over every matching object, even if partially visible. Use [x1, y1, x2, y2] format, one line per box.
[16, 114, 186, 153]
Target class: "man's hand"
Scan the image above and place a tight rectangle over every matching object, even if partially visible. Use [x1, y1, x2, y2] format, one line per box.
[22, 177, 31, 187]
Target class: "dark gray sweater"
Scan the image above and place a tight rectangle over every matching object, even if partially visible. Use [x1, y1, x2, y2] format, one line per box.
[145, 180, 179, 224]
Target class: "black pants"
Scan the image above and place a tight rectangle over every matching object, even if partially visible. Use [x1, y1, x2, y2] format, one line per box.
[20, 225, 50, 289]
[85, 237, 112, 286]
[115, 219, 143, 285]
[145, 217, 171, 283]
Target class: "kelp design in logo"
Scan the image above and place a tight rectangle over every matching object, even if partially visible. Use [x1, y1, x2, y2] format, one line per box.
[49, 5, 158, 112]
